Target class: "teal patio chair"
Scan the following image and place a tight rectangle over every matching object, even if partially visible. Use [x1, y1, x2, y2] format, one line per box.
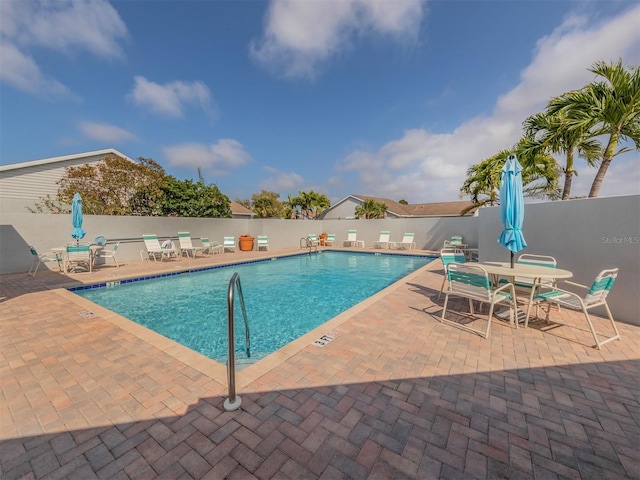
[438, 248, 467, 300]
[525, 268, 621, 349]
[324, 234, 336, 246]
[441, 263, 516, 339]
[28, 246, 63, 277]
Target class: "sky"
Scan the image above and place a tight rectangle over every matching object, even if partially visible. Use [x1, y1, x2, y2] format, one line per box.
[1, 0, 639, 205]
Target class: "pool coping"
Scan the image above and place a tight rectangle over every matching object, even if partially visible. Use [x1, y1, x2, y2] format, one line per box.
[57, 249, 439, 392]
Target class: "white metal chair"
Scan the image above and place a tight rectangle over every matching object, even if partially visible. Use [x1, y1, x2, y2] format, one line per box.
[438, 248, 466, 300]
[441, 263, 516, 339]
[177, 232, 204, 258]
[223, 237, 236, 253]
[28, 246, 63, 276]
[257, 235, 269, 251]
[525, 268, 621, 349]
[393, 233, 416, 250]
[65, 243, 92, 273]
[344, 230, 364, 247]
[97, 242, 119, 268]
[373, 231, 391, 249]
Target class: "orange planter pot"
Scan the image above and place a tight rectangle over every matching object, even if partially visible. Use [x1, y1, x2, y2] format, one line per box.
[239, 236, 254, 251]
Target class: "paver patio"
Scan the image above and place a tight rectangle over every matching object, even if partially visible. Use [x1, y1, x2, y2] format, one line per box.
[1, 248, 639, 479]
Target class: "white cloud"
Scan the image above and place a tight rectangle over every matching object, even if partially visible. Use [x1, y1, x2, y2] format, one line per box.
[250, 0, 425, 79]
[131, 76, 216, 119]
[163, 139, 252, 171]
[0, 0, 128, 96]
[0, 40, 71, 96]
[259, 166, 305, 192]
[338, 5, 640, 203]
[78, 121, 137, 143]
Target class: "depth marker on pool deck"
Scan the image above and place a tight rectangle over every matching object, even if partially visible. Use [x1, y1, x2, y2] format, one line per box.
[313, 331, 341, 347]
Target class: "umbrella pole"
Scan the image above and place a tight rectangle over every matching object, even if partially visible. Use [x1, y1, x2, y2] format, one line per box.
[510, 251, 514, 268]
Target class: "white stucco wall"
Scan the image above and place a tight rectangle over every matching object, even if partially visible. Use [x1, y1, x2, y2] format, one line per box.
[3, 195, 637, 325]
[477, 195, 639, 326]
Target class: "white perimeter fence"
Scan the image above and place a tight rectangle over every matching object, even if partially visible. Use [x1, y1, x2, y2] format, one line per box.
[1, 195, 638, 325]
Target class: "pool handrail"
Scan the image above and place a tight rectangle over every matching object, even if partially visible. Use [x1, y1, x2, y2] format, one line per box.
[224, 272, 250, 411]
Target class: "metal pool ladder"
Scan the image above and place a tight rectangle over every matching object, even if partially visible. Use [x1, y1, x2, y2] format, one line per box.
[224, 272, 250, 411]
[299, 236, 318, 254]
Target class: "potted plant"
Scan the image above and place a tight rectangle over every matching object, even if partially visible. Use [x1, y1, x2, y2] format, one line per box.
[239, 234, 254, 251]
[319, 232, 328, 246]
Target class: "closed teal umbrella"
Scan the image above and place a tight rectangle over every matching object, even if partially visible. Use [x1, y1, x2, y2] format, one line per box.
[71, 192, 86, 243]
[497, 154, 527, 267]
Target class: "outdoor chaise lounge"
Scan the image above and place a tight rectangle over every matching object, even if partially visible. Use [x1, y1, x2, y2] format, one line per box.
[223, 237, 236, 253]
[257, 235, 269, 251]
[344, 230, 364, 247]
[177, 232, 204, 258]
[141, 234, 177, 262]
[373, 231, 391, 249]
[393, 233, 416, 250]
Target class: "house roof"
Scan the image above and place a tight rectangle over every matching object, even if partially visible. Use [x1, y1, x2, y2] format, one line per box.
[230, 201, 254, 216]
[328, 195, 477, 217]
[0, 148, 133, 172]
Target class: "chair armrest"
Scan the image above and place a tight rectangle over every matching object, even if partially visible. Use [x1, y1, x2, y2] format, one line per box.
[560, 280, 588, 289]
[493, 282, 515, 296]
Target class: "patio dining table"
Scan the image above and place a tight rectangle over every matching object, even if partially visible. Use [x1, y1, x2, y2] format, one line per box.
[475, 261, 573, 326]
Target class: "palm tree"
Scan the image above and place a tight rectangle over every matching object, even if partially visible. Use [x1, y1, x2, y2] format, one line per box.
[460, 145, 561, 214]
[523, 109, 602, 200]
[355, 199, 387, 219]
[547, 59, 640, 197]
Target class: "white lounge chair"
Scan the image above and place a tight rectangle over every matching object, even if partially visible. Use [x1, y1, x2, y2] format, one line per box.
[373, 231, 391, 249]
[525, 268, 621, 349]
[344, 230, 364, 247]
[141, 234, 177, 262]
[223, 237, 236, 253]
[441, 263, 516, 339]
[177, 232, 204, 258]
[257, 235, 269, 251]
[324, 234, 336, 246]
[393, 233, 416, 250]
[28, 246, 63, 277]
[444, 235, 465, 248]
[201, 237, 223, 255]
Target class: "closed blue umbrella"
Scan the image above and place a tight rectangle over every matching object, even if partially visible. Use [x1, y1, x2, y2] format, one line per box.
[497, 154, 527, 267]
[71, 192, 86, 243]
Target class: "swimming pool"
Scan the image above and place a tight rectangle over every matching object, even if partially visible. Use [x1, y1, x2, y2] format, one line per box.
[73, 251, 434, 364]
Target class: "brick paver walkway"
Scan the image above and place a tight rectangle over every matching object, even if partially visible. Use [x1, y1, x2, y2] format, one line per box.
[1, 249, 639, 479]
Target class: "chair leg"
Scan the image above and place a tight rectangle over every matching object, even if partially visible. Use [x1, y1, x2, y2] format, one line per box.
[441, 293, 450, 323]
[585, 303, 621, 349]
[438, 276, 446, 301]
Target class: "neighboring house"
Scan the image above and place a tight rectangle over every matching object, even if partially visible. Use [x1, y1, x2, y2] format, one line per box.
[319, 195, 477, 219]
[0, 149, 133, 213]
[0, 148, 254, 218]
[229, 201, 254, 219]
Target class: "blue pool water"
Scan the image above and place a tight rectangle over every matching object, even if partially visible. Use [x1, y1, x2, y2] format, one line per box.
[74, 251, 433, 363]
